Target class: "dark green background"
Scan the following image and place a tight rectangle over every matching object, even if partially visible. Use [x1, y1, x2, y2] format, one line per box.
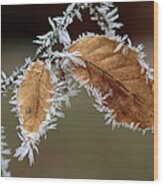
[1, 1, 154, 180]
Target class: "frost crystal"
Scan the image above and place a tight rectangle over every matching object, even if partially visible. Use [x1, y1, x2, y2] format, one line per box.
[1, 126, 11, 176]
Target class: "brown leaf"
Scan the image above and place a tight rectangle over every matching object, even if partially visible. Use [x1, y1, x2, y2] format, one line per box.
[18, 61, 54, 133]
[69, 35, 154, 131]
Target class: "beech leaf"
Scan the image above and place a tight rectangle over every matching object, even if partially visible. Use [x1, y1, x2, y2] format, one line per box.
[18, 61, 55, 133]
[69, 35, 154, 131]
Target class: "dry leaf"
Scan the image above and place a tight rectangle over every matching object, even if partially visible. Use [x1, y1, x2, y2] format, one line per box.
[18, 61, 54, 133]
[69, 35, 154, 131]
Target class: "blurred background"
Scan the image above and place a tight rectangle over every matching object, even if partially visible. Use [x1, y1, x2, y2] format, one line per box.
[1, 2, 154, 180]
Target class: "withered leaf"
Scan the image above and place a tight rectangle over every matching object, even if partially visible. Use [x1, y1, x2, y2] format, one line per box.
[18, 61, 54, 133]
[69, 35, 154, 130]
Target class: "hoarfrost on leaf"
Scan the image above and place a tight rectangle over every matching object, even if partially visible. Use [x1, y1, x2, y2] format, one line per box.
[1, 2, 154, 169]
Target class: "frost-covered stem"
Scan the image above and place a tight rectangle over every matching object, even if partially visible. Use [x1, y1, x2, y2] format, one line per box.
[1, 126, 11, 177]
[89, 2, 123, 36]
[34, 2, 122, 59]
[1, 58, 32, 94]
[33, 3, 88, 58]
